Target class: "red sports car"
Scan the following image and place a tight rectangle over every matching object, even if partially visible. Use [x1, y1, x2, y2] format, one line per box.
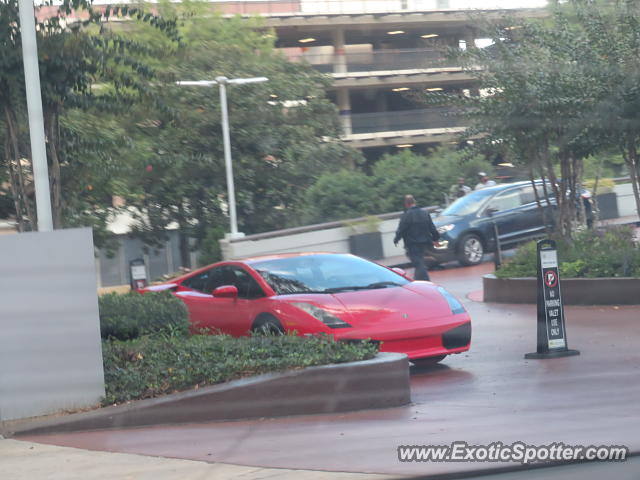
[142, 252, 471, 365]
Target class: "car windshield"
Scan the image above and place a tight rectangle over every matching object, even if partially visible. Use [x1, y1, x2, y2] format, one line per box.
[440, 188, 496, 216]
[251, 254, 409, 295]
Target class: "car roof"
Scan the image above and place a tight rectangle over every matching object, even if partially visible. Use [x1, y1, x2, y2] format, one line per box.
[469, 180, 545, 195]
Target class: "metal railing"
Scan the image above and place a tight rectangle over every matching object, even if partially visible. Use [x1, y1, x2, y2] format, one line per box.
[349, 107, 463, 134]
[293, 48, 459, 73]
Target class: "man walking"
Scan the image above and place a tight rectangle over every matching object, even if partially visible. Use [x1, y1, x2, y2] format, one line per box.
[393, 195, 440, 281]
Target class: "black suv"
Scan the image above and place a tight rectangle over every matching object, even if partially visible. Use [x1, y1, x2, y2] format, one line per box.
[431, 181, 557, 266]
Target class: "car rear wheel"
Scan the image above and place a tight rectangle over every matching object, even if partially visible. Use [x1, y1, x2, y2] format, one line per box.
[457, 234, 484, 266]
[411, 355, 446, 367]
[251, 314, 285, 335]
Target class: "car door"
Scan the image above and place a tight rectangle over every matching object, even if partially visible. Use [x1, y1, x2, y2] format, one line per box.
[219, 266, 267, 336]
[517, 184, 554, 240]
[175, 266, 226, 332]
[177, 265, 265, 336]
[482, 187, 527, 246]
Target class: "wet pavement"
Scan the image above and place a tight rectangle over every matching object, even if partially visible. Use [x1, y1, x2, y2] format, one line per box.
[16, 262, 640, 478]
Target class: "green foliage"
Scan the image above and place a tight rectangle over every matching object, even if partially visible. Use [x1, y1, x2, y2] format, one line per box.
[345, 215, 382, 234]
[372, 149, 490, 213]
[0, 0, 179, 232]
[495, 226, 640, 278]
[300, 148, 492, 223]
[493, 240, 538, 278]
[117, 9, 361, 253]
[443, 0, 640, 235]
[99, 291, 189, 340]
[198, 225, 226, 266]
[101, 333, 379, 405]
[301, 169, 379, 223]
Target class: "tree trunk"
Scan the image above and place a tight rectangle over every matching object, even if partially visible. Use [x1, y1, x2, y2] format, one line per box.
[4, 139, 25, 232]
[45, 107, 62, 229]
[3, 105, 35, 231]
[177, 203, 191, 269]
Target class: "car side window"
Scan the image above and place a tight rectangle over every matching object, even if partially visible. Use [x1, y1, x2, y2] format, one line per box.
[206, 266, 234, 293]
[520, 185, 547, 205]
[182, 269, 213, 293]
[486, 188, 524, 213]
[228, 266, 265, 300]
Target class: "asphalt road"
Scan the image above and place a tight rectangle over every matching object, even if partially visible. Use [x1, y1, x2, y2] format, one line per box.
[20, 263, 640, 478]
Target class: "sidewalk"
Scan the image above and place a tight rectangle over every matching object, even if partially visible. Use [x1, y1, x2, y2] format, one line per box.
[0, 438, 397, 480]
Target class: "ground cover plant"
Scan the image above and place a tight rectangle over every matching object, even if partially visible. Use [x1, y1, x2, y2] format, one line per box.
[495, 226, 640, 279]
[101, 333, 378, 405]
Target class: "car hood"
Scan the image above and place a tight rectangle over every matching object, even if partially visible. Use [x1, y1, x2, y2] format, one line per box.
[434, 215, 461, 226]
[329, 283, 455, 327]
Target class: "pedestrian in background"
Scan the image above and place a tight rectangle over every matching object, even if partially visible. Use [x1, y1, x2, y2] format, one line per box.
[393, 195, 440, 281]
[449, 176, 472, 201]
[474, 172, 497, 190]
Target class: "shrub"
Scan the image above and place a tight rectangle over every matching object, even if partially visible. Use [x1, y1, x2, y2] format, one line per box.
[101, 334, 379, 405]
[495, 226, 640, 279]
[99, 291, 189, 340]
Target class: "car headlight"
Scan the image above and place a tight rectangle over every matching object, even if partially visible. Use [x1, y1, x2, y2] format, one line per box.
[437, 224, 455, 234]
[292, 302, 352, 329]
[437, 286, 466, 315]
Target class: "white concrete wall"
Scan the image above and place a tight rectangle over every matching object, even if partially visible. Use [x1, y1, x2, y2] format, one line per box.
[0, 228, 105, 421]
[222, 184, 638, 263]
[222, 216, 408, 261]
[614, 183, 638, 218]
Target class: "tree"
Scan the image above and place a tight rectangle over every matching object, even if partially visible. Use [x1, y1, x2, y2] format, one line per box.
[298, 148, 492, 223]
[0, 0, 179, 232]
[372, 148, 490, 212]
[120, 9, 362, 266]
[301, 169, 379, 224]
[430, 4, 601, 238]
[568, 0, 640, 220]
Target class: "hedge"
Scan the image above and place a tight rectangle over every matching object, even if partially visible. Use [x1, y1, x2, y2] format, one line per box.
[99, 291, 190, 340]
[102, 334, 379, 405]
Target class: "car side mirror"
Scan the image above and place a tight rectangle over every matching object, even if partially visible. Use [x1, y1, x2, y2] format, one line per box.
[212, 285, 238, 298]
[485, 207, 498, 217]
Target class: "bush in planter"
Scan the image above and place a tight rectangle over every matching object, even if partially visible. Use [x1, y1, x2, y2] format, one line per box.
[99, 291, 189, 340]
[495, 226, 640, 279]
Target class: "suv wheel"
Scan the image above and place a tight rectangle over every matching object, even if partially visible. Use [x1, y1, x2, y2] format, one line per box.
[458, 234, 484, 266]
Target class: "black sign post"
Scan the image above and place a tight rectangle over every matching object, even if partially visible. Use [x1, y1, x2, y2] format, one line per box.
[130, 258, 148, 290]
[525, 239, 580, 359]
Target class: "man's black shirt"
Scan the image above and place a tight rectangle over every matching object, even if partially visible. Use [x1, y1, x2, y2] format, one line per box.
[394, 206, 440, 246]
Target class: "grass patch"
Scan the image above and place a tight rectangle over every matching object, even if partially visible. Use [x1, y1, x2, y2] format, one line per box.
[102, 333, 379, 406]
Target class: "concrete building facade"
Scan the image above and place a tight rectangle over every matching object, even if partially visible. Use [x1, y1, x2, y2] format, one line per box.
[230, 1, 548, 157]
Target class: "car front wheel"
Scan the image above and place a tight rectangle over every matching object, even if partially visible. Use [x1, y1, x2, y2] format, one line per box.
[251, 314, 285, 335]
[458, 234, 484, 266]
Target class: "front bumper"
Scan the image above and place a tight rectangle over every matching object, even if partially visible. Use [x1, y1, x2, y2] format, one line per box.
[427, 239, 457, 263]
[334, 317, 471, 360]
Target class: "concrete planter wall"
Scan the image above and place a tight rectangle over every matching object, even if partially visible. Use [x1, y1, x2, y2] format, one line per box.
[2, 352, 410, 437]
[595, 192, 619, 220]
[349, 231, 384, 260]
[483, 274, 640, 305]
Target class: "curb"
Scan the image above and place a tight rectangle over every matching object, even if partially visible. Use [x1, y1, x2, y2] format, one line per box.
[483, 274, 640, 305]
[2, 352, 410, 437]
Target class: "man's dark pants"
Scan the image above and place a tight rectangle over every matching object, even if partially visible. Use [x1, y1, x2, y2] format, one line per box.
[406, 243, 430, 281]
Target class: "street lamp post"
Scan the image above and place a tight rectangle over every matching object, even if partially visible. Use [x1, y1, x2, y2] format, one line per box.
[18, 0, 53, 232]
[177, 76, 268, 239]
